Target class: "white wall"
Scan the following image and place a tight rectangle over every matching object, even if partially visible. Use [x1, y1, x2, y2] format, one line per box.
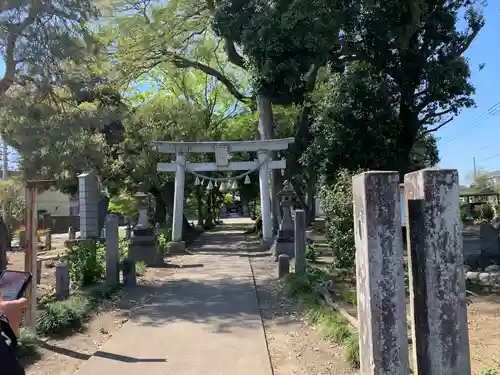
[36, 188, 71, 216]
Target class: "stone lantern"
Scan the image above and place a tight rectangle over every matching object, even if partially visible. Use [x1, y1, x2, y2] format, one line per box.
[271, 180, 297, 260]
[128, 192, 163, 266]
[133, 192, 152, 236]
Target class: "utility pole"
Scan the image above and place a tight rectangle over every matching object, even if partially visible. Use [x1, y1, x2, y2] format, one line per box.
[473, 156, 477, 179]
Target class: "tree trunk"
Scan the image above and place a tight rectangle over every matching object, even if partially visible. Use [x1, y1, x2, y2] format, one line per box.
[150, 189, 167, 225]
[306, 174, 317, 225]
[257, 95, 281, 233]
[97, 195, 110, 235]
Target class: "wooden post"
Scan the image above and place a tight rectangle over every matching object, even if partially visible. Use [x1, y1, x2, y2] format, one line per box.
[24, 180, 56, 329]
[294, 209, 306, 275]
[352, 171, 409, 375]
[405, 169, 471, 375]
[36, 260, 42, 285]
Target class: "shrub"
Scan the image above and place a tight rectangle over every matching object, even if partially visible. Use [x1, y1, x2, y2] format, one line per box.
[136, 261, 146, 276]
[156, 226, 172, 255]
[481, 203, 495, 221]
[67, 241, 105, 286]
[306, 243, 319, 263]
[16, 327, 40, 360]
[318, 169, 361, 270]
[36, 296, 93, 335]
[460, 203, 469, 221]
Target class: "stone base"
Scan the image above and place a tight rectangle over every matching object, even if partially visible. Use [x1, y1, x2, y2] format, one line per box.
[133, 227, 155, 237]
[167, 241, 187, 254]
[271, 238, 295, 262]
[129, 235, 163, 266]
[259, 240, 273, 252]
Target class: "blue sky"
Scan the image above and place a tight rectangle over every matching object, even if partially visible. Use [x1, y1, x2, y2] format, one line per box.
[0, 4, 497, 181]
[436, 3, 500, 184]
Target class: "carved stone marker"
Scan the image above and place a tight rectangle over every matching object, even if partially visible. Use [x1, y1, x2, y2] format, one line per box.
[105, 214, 120, 286]
[294, 209, 306, 275]
[56, 263, 70, 300]
[404, 169, 470, 375]
[352, 171, 408, 375]
[278, 254, 290, 278]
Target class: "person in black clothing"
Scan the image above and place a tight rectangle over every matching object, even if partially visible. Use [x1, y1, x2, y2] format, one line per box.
[0, 293, 28, 375]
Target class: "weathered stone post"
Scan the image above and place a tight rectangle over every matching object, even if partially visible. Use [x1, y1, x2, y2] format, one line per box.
[294, 209, 306, 275]
[44, 229, 52, 250]
[105, 214, 120, 286]
[404, 169, 471, 375]
[352, 171, 409, 375]
[55, 263, 70, 300]
[122, 259, 137, 286]
[68, 226, 76, 240]
[277, 254, 290, 278]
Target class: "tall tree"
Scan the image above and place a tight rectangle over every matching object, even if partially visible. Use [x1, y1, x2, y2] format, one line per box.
[0, 0, 103, 98]
[336, 0, 484, 173]
[306, 62, 440, 182]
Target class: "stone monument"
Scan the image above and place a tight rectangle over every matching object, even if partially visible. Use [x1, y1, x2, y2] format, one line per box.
[128, 192, 163, 266]
[271, 181, 296, 261]
[78, 172, 100, 239]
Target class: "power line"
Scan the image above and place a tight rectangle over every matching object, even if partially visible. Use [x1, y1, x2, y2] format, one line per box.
[444, 101, 500, 144]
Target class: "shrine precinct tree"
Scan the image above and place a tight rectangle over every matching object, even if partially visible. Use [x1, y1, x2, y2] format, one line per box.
[337, 0, 484, 173]
[0, 0, 103, 98]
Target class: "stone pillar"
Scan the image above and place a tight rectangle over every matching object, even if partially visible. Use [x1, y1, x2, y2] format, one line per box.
[172, 152, 186, 245]
[258, 152, 272, 244]
[122, 259, 137, 286]
[105, 214, 120, 286]
[278, 254, 290, 278]
[78, 172, 99, 239]
[404, 169, 471, 375]
[55, 263, 70, 300]
[271, 181, 296, 260]
[68, 226, 76, 240]
[44, 229, 51, 250]
[352, 171, 409, 375]
[294, 209, 306, 275]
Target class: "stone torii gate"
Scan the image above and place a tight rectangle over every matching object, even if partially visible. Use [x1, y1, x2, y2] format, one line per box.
[152, 138, 294, 252]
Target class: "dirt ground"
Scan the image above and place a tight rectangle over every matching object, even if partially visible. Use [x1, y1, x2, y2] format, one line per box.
[250, 254, 354, 375]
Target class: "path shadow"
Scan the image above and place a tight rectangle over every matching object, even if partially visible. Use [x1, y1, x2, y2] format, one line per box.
[118, 276, 263, 333]
[36, 340, 166, 363]
[108, 226, 273, 333]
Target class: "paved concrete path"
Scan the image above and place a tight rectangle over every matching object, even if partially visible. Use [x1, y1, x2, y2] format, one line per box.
[74, 225, 273, 375]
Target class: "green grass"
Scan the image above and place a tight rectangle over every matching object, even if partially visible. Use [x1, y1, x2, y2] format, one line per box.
[283, 269, 360, 368]
[36, 285, 122, 336]
[136, 261, 146, 277]
[16, 327, 41, 360]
